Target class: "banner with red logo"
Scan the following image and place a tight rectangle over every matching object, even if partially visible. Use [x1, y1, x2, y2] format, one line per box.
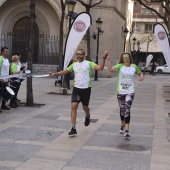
[154, 23, 170, 68]
[63, 12, 92, 69]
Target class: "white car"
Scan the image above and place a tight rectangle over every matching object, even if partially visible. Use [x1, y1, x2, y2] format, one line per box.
[155, 64, 170, 74]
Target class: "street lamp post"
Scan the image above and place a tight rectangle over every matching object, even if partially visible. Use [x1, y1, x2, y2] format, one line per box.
[132, 37, 136, 63]
[136, 41, 140, 65]
[137, 41, 140, 51]
[66, 0, 77, 30]
[61, 0, 77, 94]
[133, 37, 136, 51]
[94, 18, 103, 81]
[123, 27, 128, 52]
[144, 35, 153, 75]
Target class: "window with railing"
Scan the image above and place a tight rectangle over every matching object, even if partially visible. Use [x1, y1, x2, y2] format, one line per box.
[141, 6, 159, 15]
[141, 7, 151, 14]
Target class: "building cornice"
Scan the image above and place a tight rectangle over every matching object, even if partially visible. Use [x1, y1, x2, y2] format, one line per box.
[133, 18, 163, 22]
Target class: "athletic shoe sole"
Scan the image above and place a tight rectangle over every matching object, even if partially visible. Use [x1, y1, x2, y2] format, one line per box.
[124, 133, 130, 137]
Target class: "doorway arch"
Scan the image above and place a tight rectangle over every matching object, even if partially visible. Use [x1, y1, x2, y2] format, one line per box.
[12, 16, 39, 63]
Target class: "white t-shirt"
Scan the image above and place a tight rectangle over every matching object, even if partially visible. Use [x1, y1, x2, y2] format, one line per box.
[67, 60, 96, 89]
[0, 56, 10, 82]
[114, 63, 141, 94]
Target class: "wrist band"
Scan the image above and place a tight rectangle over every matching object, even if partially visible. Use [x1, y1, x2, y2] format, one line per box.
[103, 56, 106, 59]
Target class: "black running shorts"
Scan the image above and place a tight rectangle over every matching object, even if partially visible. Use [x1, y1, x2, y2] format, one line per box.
[71, 87, 91, 106]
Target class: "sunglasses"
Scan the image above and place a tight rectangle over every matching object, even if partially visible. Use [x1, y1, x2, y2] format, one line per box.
[123, 57, 129, 61]
[76, 53, 84, 56]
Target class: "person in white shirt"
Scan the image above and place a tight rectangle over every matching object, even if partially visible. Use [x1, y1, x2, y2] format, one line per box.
[49, 49, 109, 135]
[0, 47, 12, 110]
[107, 52, 144, 137]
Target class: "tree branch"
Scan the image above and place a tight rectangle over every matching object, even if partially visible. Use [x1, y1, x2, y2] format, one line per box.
[76, 0, 102, 8]
[90, 0, 102, 8]
[76, 0, 88, 7]
[137, 0, 165, 21]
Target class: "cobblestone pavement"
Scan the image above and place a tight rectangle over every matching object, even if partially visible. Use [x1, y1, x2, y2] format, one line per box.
[0, 74, 170, 170]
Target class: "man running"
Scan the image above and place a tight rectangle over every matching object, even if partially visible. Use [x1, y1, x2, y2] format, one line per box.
[49, 49, 108, 135]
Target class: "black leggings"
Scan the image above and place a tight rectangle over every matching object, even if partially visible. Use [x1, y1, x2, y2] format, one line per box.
[117, 93, 134, 124]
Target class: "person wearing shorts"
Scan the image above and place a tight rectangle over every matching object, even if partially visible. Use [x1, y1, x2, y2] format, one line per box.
[49, 49, 108, 135]
[107, 52, 144, 137]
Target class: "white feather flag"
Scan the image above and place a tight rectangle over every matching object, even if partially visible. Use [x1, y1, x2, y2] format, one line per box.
[146, 54, 153, 68]
[63, 12, 91, 70]
[154, 23, 170, 68]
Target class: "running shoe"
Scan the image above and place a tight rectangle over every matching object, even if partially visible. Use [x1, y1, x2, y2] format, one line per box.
[84, 114, 90, 126]
[68, 128, 77, 135]
[124, 132, 130, 137]
[119, 126, 124, 134]
[119, 129, 124, 134]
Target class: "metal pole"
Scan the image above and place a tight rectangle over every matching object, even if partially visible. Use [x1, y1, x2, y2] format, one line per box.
[69, 14, 72, 31]
[136, 49, 139, 65]
[144, 41, 149, 75]
[94, 28, 100, 81]
[133, 43, 135, 63]
[124, 37, 126, 51]
[61, 14, 72, 94]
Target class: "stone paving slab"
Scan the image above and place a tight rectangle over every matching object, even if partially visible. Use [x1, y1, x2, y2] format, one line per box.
[19, 118, 71, 129]
[0, 126, 62, 142]
[0, 143, 43, 162]
[15, 158, 67, 170]
[85, 133, 152, 150]
[67, 150, 151, 170]
[96, 123, 153, 136]
[0, 161, 22, 170]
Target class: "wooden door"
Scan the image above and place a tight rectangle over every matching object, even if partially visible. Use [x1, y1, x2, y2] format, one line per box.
[12, 16, 39, 63]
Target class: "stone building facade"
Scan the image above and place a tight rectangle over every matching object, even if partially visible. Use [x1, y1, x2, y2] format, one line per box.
[0, 0, 133, 76]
